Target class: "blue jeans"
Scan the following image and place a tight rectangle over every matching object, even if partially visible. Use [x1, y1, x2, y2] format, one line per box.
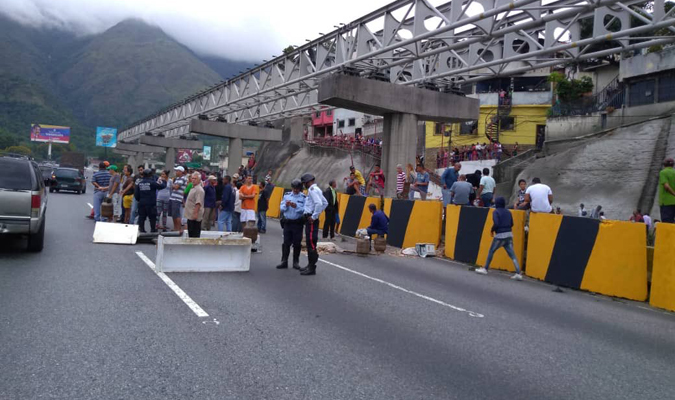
[257, 211, 267, 232]
[93, 191, 106, 222]
[366, 228, 387, 237]
[218, 210, 233, 232]
[484, 236, 521, 274]
[442, 188, 452, 208]
[481, 192, 493, 207]
[130, 197, 139, 225]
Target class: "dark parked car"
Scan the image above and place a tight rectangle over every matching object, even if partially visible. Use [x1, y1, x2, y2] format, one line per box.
[0, 156, 48, 252]
[50, 168, 87, 194]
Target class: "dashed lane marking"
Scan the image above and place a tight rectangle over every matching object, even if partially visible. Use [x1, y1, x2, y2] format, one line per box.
[87, 203, 93, 209]
[135, 251, 209, 318]
[318, 259, 484, 318]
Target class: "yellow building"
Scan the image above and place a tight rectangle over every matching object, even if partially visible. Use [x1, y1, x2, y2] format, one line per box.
[425, 104, 548, 150]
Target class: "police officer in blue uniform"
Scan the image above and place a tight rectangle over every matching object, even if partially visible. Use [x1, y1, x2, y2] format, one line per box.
[276, 179, 306, 270]
[134, 168, 166, 233]
[301, 173, 328, 276]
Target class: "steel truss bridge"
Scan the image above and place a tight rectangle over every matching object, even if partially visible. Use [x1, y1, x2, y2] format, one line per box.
[119, 0, 675, 142]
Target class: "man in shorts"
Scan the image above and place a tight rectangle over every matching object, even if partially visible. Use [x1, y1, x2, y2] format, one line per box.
[170, 166, 187, 233]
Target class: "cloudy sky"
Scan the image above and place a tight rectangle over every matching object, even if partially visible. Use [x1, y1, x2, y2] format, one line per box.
[0, 0, 396, 61]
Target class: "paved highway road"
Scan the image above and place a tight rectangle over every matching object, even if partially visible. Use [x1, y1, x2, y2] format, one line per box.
[1, 191, 674, 399]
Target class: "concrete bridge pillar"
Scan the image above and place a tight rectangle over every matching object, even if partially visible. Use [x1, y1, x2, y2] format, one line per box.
[228, 137, 243, 175]
[382, 113, 418, 197]
[165, 147, 176, 170]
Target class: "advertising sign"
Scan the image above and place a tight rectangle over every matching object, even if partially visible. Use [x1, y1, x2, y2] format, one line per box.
[96, 127, 117, 148]
[177, 149, 193, 163]
[30, 124, 70, 143]
[202, 146, 211, 161]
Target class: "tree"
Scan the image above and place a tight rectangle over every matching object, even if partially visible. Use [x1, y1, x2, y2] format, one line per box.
[4, 145, 32, 156]
[548, 72, 594, 103]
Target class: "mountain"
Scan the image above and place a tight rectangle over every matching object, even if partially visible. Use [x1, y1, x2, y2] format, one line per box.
[0, 16, 245, 157]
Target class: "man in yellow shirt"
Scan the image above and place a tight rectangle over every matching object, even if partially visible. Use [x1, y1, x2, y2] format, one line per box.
[349, 165, 365, 196]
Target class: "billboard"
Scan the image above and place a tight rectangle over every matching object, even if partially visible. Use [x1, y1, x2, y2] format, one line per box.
[30, 124, 70, 143]
[202, 146, 211, 161]
[177, 149, 193, 163]
[96, 127, 117, 148]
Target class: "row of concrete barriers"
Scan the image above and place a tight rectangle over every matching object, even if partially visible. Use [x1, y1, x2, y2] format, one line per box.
[267, 186, 674, 312]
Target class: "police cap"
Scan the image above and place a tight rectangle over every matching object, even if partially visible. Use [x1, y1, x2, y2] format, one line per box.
[300, 173, 315, 184]
[143, 168, 153, 176]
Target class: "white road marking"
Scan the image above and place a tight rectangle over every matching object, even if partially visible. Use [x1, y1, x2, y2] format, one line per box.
[87, 203, 93, 209]
[135, 251, 209, 318]
[318, 259, 484, 318]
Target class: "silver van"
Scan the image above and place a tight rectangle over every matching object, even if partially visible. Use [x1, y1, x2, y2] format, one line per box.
[0, 156, 48, 252]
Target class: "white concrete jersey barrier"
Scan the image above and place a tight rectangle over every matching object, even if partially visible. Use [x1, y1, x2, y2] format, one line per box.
[156, 231, 251, 272]
[93, 222, 139, 245]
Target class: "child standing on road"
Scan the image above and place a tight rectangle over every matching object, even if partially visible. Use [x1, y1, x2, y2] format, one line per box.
[475, 196, 523, 280]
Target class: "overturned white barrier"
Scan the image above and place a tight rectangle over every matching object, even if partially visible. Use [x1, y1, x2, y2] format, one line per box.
[156, 231, 251, 272]
[93, 222, 139, 245]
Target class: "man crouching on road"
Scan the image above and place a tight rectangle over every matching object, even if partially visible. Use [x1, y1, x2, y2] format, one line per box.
[185, 172, 205, 238]
[276, 179, 306, 270]
[300, 173, 328, 276]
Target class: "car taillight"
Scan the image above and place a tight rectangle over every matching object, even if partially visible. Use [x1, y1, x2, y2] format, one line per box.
[31, 194, 41, 218]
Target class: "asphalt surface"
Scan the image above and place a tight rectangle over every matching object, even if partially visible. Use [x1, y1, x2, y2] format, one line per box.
[1, 190, 675, 399]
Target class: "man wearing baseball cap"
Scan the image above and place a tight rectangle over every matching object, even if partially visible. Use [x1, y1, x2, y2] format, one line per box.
[170, 166, 187, 233]
[659, 158, 675, 223]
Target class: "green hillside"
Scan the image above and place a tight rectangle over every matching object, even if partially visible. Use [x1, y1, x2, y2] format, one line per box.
[0, 16, 240, 159]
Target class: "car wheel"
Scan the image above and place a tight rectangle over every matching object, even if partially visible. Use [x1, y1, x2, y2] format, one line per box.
[77, 189, 82, 195]
[27, 218, 45, 252]
[55, 189, 60, 193]
[82, 187, 86, 194]
[49, 188, 54, 193]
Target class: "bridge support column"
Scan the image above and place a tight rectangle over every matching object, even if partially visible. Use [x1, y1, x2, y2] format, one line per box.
[165, 147, 175, 170]
[382, 113, 418, 198]
[228, 138, 243, 175]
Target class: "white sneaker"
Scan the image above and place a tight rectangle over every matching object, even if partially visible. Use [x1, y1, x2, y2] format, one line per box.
[475, 267, 488, 275]
[511, 273, 523, 281]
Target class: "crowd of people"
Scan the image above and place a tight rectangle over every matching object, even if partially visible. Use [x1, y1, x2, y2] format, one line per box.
[435, 141, 514, 167]
[90, 162, 277, 238]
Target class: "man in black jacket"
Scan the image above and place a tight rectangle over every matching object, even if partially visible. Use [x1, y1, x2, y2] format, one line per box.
[323, 180, 339, 240]
[134, 168, 167, 233]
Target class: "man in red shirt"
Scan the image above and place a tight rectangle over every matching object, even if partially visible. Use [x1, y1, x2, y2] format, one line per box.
[366, 164, 386, 196]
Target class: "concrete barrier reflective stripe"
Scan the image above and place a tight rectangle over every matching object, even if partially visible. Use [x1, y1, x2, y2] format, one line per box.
[527, 213, 648, 301]
[444, 205, 525, 272]
[338, 196, 380, 237]
[383, 199, 443, 248]
[650, 222, 675, 311]
[267, 186, 286, 218]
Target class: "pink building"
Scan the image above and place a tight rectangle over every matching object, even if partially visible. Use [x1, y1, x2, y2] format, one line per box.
[311, 108, 333, 137]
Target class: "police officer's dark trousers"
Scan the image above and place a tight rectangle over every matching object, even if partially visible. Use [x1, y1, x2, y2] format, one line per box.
[304, 217, 320, 271]
[138, 203, 157, 233]
[280, 218, 303, 268]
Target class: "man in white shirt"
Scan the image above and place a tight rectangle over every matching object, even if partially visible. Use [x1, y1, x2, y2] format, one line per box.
[525, 177, 553, 213]
[300, 173, 328, 276]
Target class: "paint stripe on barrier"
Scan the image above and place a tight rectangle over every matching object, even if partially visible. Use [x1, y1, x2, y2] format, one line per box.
[527, 214, 648, 301]
[444, 205, 526, 272]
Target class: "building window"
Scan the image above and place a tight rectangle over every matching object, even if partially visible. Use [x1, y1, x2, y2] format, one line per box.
[338, 120, 345, 128]
[658, 74, 675, 103]
[348, 118, 356, 127]
[499, 116, 516, 131]
[315, 111, 321, 118]
[326, 109, 333, 116]
[434, 123, 443, 135]
[629, 79, 655, 107]
[460, 121, 477, 135]
[513, 76, 550, 92]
